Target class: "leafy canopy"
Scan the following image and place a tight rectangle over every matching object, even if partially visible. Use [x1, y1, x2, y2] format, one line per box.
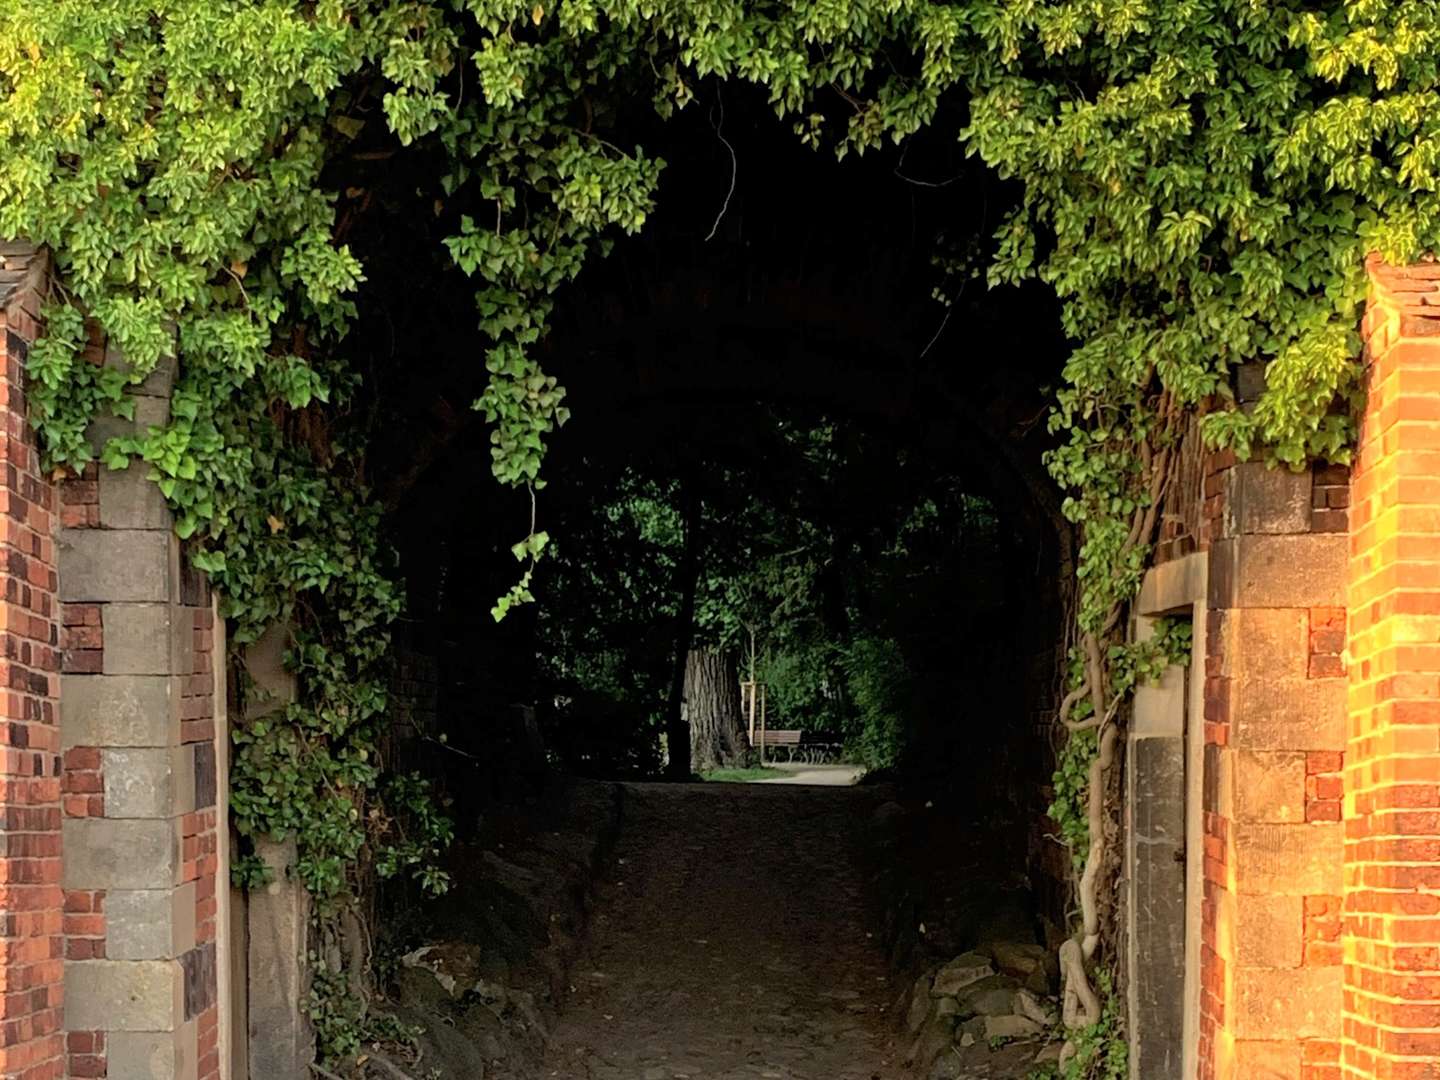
[4, 0, 1438, 1054]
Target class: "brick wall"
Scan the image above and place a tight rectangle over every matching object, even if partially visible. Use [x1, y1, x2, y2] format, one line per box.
[184, 599, 220, 1080]
[0, 245, 66, 1080]
[1345, 257, 1440, 1078]
[1155, 415, 1223, 564]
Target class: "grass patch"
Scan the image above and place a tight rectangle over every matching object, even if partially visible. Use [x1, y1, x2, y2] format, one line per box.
[699, 766, 788, 783]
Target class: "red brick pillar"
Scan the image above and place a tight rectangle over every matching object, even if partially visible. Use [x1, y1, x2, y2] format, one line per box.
[1347, 257, 1440, 1078]
[0, 246, 66, 1080]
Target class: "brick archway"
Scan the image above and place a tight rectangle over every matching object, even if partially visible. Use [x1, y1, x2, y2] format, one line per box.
[8, 237, 1440, 1080]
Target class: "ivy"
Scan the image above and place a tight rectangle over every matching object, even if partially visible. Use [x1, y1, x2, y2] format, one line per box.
[1028, 971, 1128, 1080]
[1048, 619, 1193, 871]
[7, 0, 1440, 1062]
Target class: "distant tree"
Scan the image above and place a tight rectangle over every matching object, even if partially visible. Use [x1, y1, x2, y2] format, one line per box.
[685, 648, 749, 772]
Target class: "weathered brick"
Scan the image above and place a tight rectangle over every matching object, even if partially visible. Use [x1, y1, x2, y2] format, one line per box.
[0, 275, 66, 1080]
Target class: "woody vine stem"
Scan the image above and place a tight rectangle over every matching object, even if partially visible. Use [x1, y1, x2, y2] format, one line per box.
[1054, 396, 1177, 1063]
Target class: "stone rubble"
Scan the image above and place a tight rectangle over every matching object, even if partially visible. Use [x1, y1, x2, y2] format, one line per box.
[377, 780, 627, 1079]
[899, 939, 1063, 1080]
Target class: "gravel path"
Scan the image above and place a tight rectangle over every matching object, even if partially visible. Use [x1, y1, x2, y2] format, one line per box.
[540, 782, 905, 1080]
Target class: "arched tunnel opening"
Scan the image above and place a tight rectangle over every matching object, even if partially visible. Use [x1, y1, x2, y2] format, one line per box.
[338, 84, 1077, 1078]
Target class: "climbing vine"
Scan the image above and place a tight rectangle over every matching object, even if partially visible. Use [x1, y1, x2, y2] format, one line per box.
[6, 0, 1440, 1064]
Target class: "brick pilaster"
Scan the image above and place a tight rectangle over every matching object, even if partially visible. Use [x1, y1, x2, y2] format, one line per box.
[1345, 258, 1440, 1078]
[0, 245, 66, 1080]
[1200, 457, 1348, 1079]
[56, 330, 221, 1080]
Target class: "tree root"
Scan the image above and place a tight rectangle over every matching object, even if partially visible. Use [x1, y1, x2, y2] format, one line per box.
[1054, 410, 1179, 1059]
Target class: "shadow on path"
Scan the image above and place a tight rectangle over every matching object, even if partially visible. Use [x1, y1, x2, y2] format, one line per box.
[538, 782, 904, 1080]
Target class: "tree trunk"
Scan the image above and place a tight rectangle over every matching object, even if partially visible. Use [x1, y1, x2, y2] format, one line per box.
[664, 483, 700, 779]
[686, 648, 750, 772]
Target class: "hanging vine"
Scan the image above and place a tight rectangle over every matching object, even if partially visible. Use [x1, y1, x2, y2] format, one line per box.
[5, 0, 1440, 1066]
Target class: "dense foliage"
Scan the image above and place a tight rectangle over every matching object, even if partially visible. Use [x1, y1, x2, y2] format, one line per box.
[6, 0, 1439, 1064]
[535, 419, 1007, 775]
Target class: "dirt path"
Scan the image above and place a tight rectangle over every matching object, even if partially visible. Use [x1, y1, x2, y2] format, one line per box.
[539, 782, 905, 1080]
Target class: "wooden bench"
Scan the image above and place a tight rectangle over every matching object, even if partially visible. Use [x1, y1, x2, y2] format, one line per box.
[751, 729, 842, 764]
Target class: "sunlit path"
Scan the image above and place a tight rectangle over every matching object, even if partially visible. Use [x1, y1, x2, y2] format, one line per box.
[754, 764, 865, 786]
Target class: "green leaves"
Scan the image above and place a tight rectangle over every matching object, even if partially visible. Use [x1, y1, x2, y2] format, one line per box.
[13, 0, 1440, 1057]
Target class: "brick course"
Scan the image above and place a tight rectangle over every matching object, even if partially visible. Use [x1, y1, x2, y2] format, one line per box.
[0, 245, 65, 1080]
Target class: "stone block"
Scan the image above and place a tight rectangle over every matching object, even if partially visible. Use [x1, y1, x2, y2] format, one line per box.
[100, 603, 171, 676]
[244, 622, 297, 718]
[1233, 967, 1341, 1040]
[1235, 751, 1307, 823]
[106, 1024, 197, 1080]
[1137, 552, 1206, 616]
[248, 838, 314, 1080]
[99, 463, 170, 530]
[1132, 662, 1185, 738]
[1233, 1040, 1302, 1079]
[1126, 735, 1186, 1080]
[107, 884, 196, 960]
[1227, 462, 1313, 535]
[1217, 609, 1310, 679]
[931, 952, 994, 997]
[103, 746, 194, 818]
[1209, 534, 1346, 609]
[102, 603, 189, 676]
[60, 528, 174, 603]
[86, 396, 172, 452]
[64, 818, 178, 890]
[61, 674, 178, 748]
[65, 959, 184, 1032]
[104, 344, 177, 399]
[1232, 823, 1343, 895]
[1231, 677, 1346, 752]
[1235, 894, 1303, 968]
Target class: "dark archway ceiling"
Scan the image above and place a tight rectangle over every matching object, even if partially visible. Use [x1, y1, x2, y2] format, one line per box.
[342, 82, 1071, 566]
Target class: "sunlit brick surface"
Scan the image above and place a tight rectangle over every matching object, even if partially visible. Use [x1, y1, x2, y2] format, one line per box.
[1344, 258, 1440, 1079]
